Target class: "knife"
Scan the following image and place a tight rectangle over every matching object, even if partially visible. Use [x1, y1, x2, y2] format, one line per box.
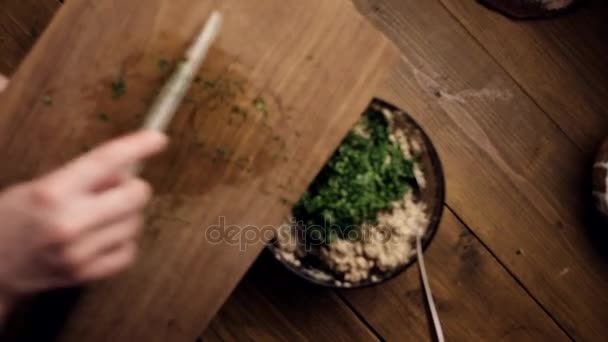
[143, 11, 223, 132]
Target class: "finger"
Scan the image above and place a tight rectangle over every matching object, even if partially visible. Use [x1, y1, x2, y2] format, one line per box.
[64, 178, 151, 233]
[76, 242, 138, 282]
[63, 214, 143, 265]
[49, 130, 167, 192]
[0, 75, 8, 92]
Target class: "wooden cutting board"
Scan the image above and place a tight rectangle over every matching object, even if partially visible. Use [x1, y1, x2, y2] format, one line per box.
[0, 0, 398, 340]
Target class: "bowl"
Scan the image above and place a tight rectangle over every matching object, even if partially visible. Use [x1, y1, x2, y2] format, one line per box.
[267, 98, 445, 288]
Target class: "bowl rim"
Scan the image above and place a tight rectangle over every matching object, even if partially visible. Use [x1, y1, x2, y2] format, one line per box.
[266, 98, 446, 288]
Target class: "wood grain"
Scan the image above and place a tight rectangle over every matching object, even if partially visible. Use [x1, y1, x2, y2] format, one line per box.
[342, 210, 570, 342]
[2, 0, 607, 340]
[201, 253, 379, 342]
[353, 0, 608, 340]
[440, 0, 608, 153]
[0, 0, 398, 340]
[201, 210, 569, 341]
[0, 0, 60, 74]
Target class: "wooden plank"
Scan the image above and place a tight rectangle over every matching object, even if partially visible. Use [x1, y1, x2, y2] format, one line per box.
[439, 0, 608, 153]
[342, 210, 570, 341]
[353, 0, 608, 340]
[0, 0, 60, 75]
[0, 0, 398, 340]
[202, 210, 569, 341]
[201, 253, 379, 342]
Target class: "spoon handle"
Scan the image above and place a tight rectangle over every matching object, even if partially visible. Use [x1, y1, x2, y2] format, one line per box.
[416, 235, 445, 342]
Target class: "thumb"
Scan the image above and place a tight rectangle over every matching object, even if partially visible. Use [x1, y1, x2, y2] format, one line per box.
[0, 75, 8, 93]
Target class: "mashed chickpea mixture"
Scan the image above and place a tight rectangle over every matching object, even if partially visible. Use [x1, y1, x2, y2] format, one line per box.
[274, 107, 429, 287]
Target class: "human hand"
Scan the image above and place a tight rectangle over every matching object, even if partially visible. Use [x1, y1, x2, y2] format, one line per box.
[0, 127, 167, 320]
[0, 74, 7, 92]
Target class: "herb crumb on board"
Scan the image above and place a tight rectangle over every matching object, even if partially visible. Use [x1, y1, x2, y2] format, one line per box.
[97, 112, 110, 122]
[111, 78, 126, 99]
[41, 95, 53, 106]
[215, 147, 232, 160]
[203, 80, 216, 89]
[253, 97, 266, 113]
[158, 58, 171, 71]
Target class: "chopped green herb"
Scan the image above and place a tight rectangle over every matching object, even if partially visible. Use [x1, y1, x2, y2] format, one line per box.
[158, 58, 170, 71]
[231, 105, 249, 119]
[293, 108, 416, 240]
[97, 112, 110, 122]
[111, 78, 126, 99]
[216, 147, 232, 160]
[41, 95, 53, 106]
[253, 97, 266, 113]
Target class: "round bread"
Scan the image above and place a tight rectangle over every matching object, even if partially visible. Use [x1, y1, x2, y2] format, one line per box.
[593, 137, 608, 217]
[481, 0, 579, 18]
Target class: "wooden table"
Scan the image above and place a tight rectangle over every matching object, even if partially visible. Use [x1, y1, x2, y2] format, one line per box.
[2, 0, 608, 341]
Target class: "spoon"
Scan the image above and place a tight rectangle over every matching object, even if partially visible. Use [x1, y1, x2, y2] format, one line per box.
[416, 235, 445, 342]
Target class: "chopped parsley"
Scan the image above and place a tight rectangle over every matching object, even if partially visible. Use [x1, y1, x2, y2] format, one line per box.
[293, 108, 415, 240]
[41, 95, 53, 106]
[97, 112, 110, 122]
[111, 78, 126, 99]
[253, 97, 266, 113]
[203, 80, 216, 88]
[231, 105, 248, 119]
[158, 58, 170, 71]
[216, 147, 232, 160]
